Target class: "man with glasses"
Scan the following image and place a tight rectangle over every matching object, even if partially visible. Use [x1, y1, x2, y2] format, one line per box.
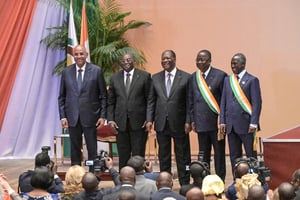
[187, 49, 227, 181]
[107, 53, 152, 170]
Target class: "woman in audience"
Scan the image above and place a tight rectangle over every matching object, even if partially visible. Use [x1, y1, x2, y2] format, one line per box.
[60, 165, 86, 199]
[19, 166, 59, 199]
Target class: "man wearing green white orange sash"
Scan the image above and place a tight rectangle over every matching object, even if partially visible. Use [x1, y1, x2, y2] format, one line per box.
[220, 53, 262, 176]
[188, 50, 227, 181]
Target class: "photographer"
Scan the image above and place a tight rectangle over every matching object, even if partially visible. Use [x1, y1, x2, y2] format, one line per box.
[226, 157, 270, 200]
[18, 147, 64, 193]
[85, 150, 121, 186]
[180, 160, 210, 196]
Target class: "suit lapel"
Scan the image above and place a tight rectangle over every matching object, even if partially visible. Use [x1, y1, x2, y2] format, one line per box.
[118, 71, 127, 96]
[70, 64, 79, 93]
[206, 67, 216, 85]
[127, 69, 140, 97]
[169, 70, 182, 97]
[240, 72, 249, 89]
[159, 71, 168, 98]
[82, 63, 91, 90]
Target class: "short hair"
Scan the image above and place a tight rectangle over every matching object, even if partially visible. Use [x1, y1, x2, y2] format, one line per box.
[163, 50, 176, 59]
[233, 53, 246, 65]
[81, 172, 98, 192]
[30, 166, 54, 190]
[199, 49, 212, 60]
[35, 152, 50, 168]
[278, 182, 296, 200]
[127, 155, 145, 173]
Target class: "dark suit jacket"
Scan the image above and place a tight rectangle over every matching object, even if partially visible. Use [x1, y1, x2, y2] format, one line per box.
[103, 185, 149, 200]
[58, 63, 107, 127]
[188, 67, 227, 132]
[220, 72, 262, 134]
[150, 188, 186, 200]
[107, 68, 151, 132]
[147, 69, 190, 133]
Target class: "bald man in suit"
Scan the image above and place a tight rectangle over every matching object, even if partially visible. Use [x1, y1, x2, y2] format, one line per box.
[58, 45, 107, 165]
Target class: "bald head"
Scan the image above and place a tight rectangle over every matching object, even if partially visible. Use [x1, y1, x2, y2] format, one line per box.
[247, 185, 265, 200]
[186, 187, 204, 200]
[278, 182, 296, 200]
[156, 171, 173, 189]
[120, 166, 136, 185]
[81, 172, 98, 192]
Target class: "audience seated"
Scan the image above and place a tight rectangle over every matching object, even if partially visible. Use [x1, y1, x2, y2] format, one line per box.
[74, 172, 99, 200]
[278, 182, 296, 200]
[102, 166, 149, 200]
[18, 152, 64, 194]
[186, 187, 204, 200]
[19, 166, 60, 199]
[127, 155, 157, 196]
[202, 174, 224, 200]
[143, 159, 159, 181]
[118, 190, 136, 200]
[150, 171, 185, 200]
[291, 169, 300, 200]
[60, 165, 86, 199]
[235, 173, 261, 200]
[247, 185, 265, 200]
[180, 160, 210, 196]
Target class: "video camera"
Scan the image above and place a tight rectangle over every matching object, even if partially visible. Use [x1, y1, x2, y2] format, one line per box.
[85, 150, 108, 172]
[235, 157, 271, 185]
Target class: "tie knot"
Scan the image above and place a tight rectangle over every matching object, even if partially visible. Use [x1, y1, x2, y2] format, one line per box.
[126, 73, 131, 77]
[236, 75, 240, 80]
[202, 73, 206, 79]
[78, 69, 83, 72]
[167, 73, 172, 78]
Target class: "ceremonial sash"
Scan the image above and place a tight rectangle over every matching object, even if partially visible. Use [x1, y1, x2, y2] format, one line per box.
[229, 74, 252, 115]
[196, 70, 220, 114]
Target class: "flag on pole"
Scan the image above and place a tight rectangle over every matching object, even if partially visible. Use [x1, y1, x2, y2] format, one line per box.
[80, 0, 90, 62]
[67, 0, 78, 66]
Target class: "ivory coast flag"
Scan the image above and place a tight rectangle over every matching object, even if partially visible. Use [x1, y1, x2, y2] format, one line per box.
[67, 0, 78, 66]
[80, 0, 90, 62]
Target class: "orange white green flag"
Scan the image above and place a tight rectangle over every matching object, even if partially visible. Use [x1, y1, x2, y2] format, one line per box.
[80, 0, 90, 62]
[67, 0, 78, 66]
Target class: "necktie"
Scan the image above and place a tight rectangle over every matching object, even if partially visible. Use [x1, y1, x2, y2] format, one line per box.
[125, 73, 131, 95]
[202, 73, 206, 79]
[77, 69, 83, 91]
[166, 73, 172, 97]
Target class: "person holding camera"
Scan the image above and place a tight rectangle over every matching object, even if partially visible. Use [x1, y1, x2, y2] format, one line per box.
[18, 151, 64, 194]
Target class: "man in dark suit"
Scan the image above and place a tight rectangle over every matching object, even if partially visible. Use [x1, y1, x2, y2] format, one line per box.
[220, 53, 262, 174]
[58, 45, 107, 165]
[188, 50, 227, 181]
[146, 50, 191, 186]
[150, 171, 185, 200]
[107, 53, 152, 170]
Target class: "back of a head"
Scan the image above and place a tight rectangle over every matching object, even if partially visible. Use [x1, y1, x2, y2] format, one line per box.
[64, 165, 86, 194]
[291, 169, 300, 188]
[190, 161, 210, 181]
[127, 155, 145, 173]
[120, 166, 136, 185]
[118, 189, 136, 200]
[186, 187, 204, 200]
[234, 161, 250, 179]
[247, 185, 265, 200]
[81, 172, 98, 192]
[30, 166, 54, 190]
[278, 182, 296, 200]
[35, 152, 51, 167]
[202, 175, 224, 198]
[156, 171, 173, 189]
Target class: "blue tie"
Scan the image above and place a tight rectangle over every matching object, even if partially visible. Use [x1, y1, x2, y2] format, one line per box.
[77, 69, 83, 91]
[166, 73, 172, 97]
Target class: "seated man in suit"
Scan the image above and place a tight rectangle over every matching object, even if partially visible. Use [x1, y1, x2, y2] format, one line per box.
[150, 171, 185, 200]
[102, 166, 149, 200]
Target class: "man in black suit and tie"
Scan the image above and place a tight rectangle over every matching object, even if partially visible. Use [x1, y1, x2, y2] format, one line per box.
[107, 53, 152, 170]
[220, 53, 262, 174]
[58, 45, 107, 165]
[146, 50, 191, 185]
[188, 50, 227, 181]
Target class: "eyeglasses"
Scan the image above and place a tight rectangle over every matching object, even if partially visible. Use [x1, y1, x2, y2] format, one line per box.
[120, 58, 134, 64]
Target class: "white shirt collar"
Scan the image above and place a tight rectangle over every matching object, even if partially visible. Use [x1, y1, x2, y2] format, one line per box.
[203, 66, 212, 77]
[76, 63, 86, 71]
[124, 68, 135, 76]
[237, 69, 246, 80]
[165, 67, 177, 77]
